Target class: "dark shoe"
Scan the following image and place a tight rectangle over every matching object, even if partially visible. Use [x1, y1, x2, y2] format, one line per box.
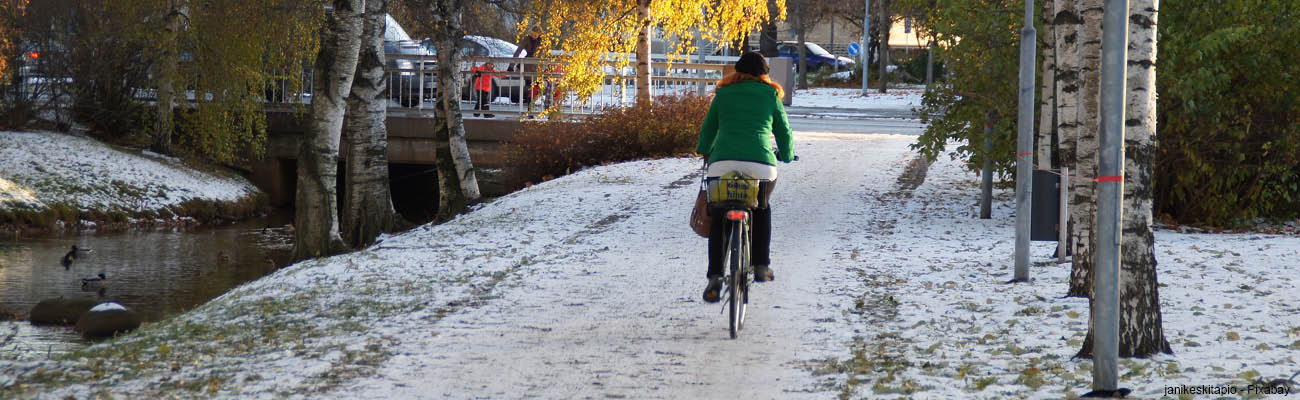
[702, 276, 724, 303]
[753, 264, 774, 282]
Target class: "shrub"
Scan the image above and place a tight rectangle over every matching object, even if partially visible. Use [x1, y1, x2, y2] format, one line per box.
[503, 94, 711, 188]
[900, 54, 944, 85]
[1155, 2, 1300, 225]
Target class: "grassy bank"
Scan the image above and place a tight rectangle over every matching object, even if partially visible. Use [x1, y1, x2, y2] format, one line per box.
[0, 131, 267, 236]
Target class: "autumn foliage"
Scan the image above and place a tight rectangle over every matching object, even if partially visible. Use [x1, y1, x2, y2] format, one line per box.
[517, 0, 783, 105]
[503, 94, 711, 188]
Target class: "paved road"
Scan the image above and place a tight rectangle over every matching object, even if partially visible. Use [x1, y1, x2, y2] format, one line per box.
[788, 116, 925, 135]
[785, 105, 925, 135]
[785, 106, 918, 120]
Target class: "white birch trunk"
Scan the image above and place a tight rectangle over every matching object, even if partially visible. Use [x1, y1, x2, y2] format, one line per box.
[343, 0, 395, 247]
[1053, 0, 1081, 172]
[153, 1, 187, 155]
[635, 0, 652, 104]
[1054, 0, 1083, 290]
[1115, 0, 1171, 356]
[430, 0, 481, 219]
[1078, 0, 1171, 358]
[1036, 0, 1055, 170]
[294, 0, 363, 259]
[1068, 0, 1102, 298]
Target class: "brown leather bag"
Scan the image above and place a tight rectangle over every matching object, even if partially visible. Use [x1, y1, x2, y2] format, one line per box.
[689, 188, 711, 237]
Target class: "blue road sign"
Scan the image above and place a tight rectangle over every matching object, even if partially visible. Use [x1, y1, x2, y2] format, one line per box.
[847, 42, 861, 56]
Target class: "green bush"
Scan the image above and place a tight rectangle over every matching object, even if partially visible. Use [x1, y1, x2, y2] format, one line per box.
[1155, 1, 1300, 226]
[503, 94, 711, 187]
[900, 54, 944, 85]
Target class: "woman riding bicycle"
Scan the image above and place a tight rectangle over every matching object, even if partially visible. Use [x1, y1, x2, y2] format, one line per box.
[695, 51, 795, 303]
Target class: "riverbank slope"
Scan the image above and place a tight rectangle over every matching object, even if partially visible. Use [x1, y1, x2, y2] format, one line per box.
[0, 131, 265, 234]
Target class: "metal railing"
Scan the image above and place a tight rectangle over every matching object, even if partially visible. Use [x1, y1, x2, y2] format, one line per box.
[263, 55, 731, 119]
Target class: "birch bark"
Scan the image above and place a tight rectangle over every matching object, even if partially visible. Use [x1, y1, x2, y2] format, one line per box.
[343, 0, 396, 247]
[1036, 0, 1055, 170]
[430, 0, 481, 219]
[293, 0, 363, 259]
[1067, 0, 1102, 298]
[1078, 0, 1171, 358]
[634, 0, 652, 104]
[153, 1, 187, 155]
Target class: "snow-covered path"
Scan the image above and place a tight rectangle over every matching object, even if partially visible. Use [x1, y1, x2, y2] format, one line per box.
[342, 132, 918, 398]
[8, 116, 1298, 398]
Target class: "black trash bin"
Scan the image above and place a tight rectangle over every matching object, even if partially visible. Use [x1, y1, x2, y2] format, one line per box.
[1031, 169, 1061, 241]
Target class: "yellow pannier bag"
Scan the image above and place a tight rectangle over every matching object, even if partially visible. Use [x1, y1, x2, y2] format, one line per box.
[707, 171, 760, 208]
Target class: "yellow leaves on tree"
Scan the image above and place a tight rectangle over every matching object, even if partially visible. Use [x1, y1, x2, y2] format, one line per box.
[518, 0, 784, 106]
[173, 0, 321, 164]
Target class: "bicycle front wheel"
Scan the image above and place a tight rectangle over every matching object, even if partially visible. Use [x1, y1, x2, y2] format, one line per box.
[728, 221, 746, 339]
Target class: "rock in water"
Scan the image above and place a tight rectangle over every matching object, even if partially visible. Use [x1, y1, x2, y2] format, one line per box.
[29, 298, 100, 325]
[75, 302, 142, 339]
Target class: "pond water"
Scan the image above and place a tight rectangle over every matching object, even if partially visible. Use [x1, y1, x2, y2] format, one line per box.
[0, 214, 294, 360]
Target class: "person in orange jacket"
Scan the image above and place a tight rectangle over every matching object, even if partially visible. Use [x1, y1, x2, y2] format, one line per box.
[470, 62, 502, 117]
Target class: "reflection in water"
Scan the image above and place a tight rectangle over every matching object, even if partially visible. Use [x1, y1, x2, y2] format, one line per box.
[0, 216, 292, 360]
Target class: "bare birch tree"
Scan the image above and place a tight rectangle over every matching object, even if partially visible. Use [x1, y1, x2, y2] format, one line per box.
[1077, 0, 1171, 358]
[153, 0, 187, 155]
[342, 0, 396, 247]
[424, 0, 482, 219]
[634, 0, 652, 103]
[294, 0, 363, 259]
[1036, 0, 1054, 170]
[1114, 0, 1171, 356]
[1053, 0, 1082, 268]
[1067, 0, 1102, 298]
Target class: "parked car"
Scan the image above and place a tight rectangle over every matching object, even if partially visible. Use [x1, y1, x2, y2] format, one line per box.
[777, 41, 855, 71]
[445, 35, 525, 102]
[384, 14, 435, 107]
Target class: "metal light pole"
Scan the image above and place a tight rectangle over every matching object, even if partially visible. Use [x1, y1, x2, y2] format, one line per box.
[1091, 0, 1129, 394]
[861, 0, 870, 95]
[1013, 0, 1036, 282]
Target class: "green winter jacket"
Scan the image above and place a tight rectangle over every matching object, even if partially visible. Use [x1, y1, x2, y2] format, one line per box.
[696, 80, 795, 166]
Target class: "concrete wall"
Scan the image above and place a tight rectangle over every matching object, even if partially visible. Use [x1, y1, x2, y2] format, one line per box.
[257, 113, 524, 206]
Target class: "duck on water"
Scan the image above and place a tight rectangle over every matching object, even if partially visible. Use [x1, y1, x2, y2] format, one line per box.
[81, 273, 107, 291]
[61, 245, 79, 269]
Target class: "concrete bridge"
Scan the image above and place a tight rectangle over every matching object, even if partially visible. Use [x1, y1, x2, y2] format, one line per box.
[250, 109, 523, 209]
[246, 56, 790, 217]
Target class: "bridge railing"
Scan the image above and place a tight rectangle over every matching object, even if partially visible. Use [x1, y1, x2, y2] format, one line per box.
[263, 55, 730, 119]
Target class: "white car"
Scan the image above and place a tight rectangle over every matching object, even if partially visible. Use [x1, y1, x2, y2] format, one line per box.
[384, 14, 435, 106]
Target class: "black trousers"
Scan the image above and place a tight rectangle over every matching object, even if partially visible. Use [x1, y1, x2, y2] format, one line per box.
[707, 181, 775, 278]
[473, 90, 492, 116]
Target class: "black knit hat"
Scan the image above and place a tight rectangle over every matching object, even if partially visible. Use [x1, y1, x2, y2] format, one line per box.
[735, 51, 769, 76]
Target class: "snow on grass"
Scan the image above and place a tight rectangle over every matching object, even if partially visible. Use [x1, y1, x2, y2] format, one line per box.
[0, 130, 259, 214]
[2, 131, 1296, 399]
[793, 87, 924, 111]
[825, 153, 1300, 399]
[0, 156, 714, 398]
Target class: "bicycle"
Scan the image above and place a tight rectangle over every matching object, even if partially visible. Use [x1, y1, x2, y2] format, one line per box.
[704, 172, 770, 339]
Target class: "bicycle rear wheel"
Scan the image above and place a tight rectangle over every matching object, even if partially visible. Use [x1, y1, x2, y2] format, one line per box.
[728, 221, 746, 339]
